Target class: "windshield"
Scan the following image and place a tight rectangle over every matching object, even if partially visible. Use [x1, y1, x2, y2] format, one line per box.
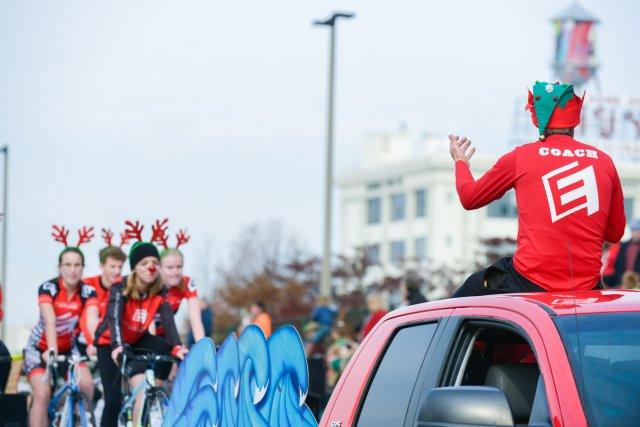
[555, 312, 640, 427]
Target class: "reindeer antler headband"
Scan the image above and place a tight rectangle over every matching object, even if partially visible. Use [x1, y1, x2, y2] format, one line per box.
[122, 218, 191, 251]
[52, 225, 95, 249]
[101, 227, 132, 249]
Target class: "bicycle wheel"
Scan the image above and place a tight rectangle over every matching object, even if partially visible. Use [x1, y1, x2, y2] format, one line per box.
[141, 387, 169, 427]
[52, 393, 72, 427]
[75, 391, 97, 427]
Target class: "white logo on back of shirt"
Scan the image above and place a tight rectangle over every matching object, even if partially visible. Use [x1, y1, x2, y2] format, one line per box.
[542, 161, 600, 222]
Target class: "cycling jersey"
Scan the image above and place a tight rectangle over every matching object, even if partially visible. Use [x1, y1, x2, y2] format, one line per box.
[455, 134, 626, 291]
[165, 276, 198, 312]
[94, 277, 180, 349]
[25, 278, 97, 353]
[77, 275, 115, 345]
[155, 276, 198, 336]
[82, 275, 112, 315]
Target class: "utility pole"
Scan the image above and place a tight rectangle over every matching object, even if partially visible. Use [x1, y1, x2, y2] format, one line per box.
[313, 11, 355, 298]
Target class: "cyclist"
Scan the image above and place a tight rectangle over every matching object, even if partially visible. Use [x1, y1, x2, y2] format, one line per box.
[158, 248, 205, 342]
[94, 231, 188, 427]
[150, 219, 205, 342]
[78, 232, 127, 356]
[24, 226, 99, 427]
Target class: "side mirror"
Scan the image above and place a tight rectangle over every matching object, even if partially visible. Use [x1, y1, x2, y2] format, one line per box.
[416, 386, 514, 427]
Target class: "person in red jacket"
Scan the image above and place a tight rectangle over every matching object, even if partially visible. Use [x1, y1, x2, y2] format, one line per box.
[94, 223, 187, 427]
[25, 226, 99, 427]
[451, 81, 626, 296]
[359, 293, 388, 341]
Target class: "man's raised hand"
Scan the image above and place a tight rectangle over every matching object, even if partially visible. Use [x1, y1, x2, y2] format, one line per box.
[449, 134, 476, 165]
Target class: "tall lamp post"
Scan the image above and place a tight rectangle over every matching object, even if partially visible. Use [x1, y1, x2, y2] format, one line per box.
[0, 146, 7, 341]
[313, 11, 355, 298]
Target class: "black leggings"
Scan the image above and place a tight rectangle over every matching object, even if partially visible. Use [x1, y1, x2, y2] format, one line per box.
[97, 333, 172, 427]
[453, 257, 601, 297]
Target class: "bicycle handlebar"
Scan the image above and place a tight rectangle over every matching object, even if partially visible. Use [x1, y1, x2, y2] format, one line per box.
[53, 354, 96, 364]
[122, 353, 179, 364]
[118, 347, 178, 378]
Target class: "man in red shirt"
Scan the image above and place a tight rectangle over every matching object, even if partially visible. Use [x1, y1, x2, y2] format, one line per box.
[78, 245, 127, 355]
[451, 81, 626, 296]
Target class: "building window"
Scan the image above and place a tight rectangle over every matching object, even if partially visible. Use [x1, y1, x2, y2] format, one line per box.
[624, 198, 635, 220]
[390, 240, 405, 263]
[487, 191, 518, 218]
[367, 198, 381, 224]
[415, 237, 427, 261]
[415, 189, 427, 218]
[366, 244, 380, 264]
[390, 194, 406, 221]
[367, 181, 381, 190]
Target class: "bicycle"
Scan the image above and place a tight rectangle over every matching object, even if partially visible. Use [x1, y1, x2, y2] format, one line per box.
[118, 350, 177, 427]
[45, 353, 97, 427]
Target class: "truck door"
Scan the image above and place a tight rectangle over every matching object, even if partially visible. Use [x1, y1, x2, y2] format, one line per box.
[409, 308, 586, 427]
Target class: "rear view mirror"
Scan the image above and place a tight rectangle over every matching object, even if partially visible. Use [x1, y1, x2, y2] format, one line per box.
[416, 386, 514, 427]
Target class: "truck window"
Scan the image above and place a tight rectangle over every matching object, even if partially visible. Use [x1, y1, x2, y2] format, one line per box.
[435, 322, 550, 426]
[555, 312, 640, 427]
[356, 322, 438, 427]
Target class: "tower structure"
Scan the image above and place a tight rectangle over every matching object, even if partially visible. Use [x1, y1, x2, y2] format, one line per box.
[551, 2, 600, 89]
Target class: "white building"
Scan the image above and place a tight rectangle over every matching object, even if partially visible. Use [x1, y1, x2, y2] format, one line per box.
[337, 130, 640, 281]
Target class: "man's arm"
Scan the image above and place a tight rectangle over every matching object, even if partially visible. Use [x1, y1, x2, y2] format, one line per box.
[605, 167, 626, 243]
[449, 135, 517, 210]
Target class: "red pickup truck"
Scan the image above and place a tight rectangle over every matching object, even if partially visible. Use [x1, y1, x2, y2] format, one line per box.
[320, 290, 640, 427]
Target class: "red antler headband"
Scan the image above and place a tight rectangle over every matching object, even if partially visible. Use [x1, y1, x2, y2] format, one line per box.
[151, 218, 170, 249]
[119, 230, 131, 248]
[102, 227, 132, 249]
[101, 228, 114, 246]
[124, 220, 144, 242]
[52, 225, 94, 247]
[122, 218, 191, 249]
[175, 229, 190, 249]
[52, 225, 69, 247]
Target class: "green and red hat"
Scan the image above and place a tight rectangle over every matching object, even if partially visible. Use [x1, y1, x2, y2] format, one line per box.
[123, 220, 161, 270]
[525, 81, 584, 138]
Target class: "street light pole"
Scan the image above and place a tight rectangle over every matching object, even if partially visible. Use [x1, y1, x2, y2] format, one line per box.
[0, 146, 7, 342]
[313, 12, 355, 298]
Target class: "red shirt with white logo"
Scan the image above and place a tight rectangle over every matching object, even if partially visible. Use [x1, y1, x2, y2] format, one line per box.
[455, 135, 626, 291]
[28, 278, 97, 352]
[95, 279, 180, 348]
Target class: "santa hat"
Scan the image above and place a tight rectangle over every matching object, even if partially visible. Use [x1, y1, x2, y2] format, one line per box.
[525, 81, 584, 139]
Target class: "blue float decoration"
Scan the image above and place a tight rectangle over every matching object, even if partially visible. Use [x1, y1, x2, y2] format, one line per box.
[162, 325, 318, 427]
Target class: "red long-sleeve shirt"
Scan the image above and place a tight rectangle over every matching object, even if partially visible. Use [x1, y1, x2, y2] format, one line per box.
[455, 135, 626, 291]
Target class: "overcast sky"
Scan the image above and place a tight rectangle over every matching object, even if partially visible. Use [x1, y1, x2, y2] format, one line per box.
[1, 0, 639, 327]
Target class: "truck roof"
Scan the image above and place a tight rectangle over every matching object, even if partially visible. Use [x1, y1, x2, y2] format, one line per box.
[388, 290, 640, 319]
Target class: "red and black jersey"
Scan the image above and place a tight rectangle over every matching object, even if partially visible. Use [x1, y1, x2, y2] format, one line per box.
[26, 278, 97, 352]
[154, 276, 198, 336]
[455, 135, 626, 291]
[82, 275, 113, 316]
[77, 275, 118, 345]
[166, 276, 198, 313]
[94, 277, 180, 348]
